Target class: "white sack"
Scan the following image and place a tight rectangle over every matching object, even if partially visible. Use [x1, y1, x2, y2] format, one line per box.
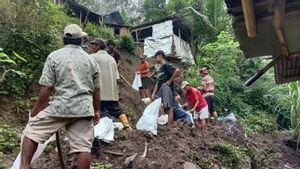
[11, 134, 56, 169]
[157, 114, 168, 125]
[136, 98, 162, 135]
[94, 117, 114, 143]
[225, 113, 237, 122]
[113, 122, 124, 130]
[132, 73, 142, 91]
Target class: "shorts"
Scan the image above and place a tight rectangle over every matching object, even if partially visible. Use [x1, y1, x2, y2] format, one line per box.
[23, 111, 94, 153]
[100, 101, 122, 119]
[154, 84, 175, 111]
[140, 77, 150, 89]
[194, 106, 209, 120]
[204, 95, 216, 114]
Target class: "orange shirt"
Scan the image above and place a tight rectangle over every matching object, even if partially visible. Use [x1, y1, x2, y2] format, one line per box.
[139, 61, 150, 77]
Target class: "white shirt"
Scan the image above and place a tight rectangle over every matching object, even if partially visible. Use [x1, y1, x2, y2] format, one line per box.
[91, 50, 120, 101]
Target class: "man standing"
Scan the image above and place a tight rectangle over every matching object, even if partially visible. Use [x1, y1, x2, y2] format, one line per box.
[200, 67, 218, 125]
[90, 38, 132, 132]
[106, 40, 121, 66]
[152, 50, 180, 127]
[21, 24, 101, 169]
[182, 81, 209, 130]
[137, 55, 151, 98]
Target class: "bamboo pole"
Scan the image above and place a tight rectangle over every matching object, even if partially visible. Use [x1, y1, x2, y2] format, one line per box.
[245, 56, 281, 86]
[241, 0, 257, 38]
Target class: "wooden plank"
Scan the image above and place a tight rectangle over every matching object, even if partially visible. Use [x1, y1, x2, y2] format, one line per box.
[274, 0, 289, 57]
[241, 0, 257, 38]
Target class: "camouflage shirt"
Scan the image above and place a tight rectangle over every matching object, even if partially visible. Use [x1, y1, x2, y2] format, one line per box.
[39, 45, 101, 118]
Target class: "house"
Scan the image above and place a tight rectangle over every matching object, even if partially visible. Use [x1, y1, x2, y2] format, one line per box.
[131, 15, 195, 65]
[225, 0, 300, 85]
[57, 0, 130, 36]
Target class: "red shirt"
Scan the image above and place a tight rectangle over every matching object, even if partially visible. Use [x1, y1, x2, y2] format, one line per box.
[186, 87, 207, 112]
[139, 61, 150, 77]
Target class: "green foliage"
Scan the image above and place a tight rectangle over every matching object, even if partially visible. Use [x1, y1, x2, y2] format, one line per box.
[120, 8, 131, 25]
[187, 151, 213, 169]
[92, 163, 112, 169]
[119, 33, 136, 53]
[85, 24, 115, 40]
[142, 0, 168, 22]
[216, 143, 242, 169]
[0, 1, 79, 96]
[0, 50, 26, 88]
[241, 111, 277, 135]
[185, 31, 289, 122]
[289, 81, 300, 145]
[0, 125, 20, 153]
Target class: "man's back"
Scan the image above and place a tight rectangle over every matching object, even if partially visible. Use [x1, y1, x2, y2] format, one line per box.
[202, 74, 215, 96]
[40, 45, 100, 117]
[91, 50, 119, 101]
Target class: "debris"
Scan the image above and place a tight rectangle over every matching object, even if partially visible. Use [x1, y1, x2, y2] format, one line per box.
[124, 153, 137, 169]
[103, 150, 125, 156]
[141, 141, 148, 158]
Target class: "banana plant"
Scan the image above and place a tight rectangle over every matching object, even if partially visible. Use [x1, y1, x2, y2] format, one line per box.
[0, 48, 27, 85]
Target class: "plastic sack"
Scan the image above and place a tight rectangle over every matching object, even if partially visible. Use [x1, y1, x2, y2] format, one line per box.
[132, 73, 142, 91]
[94, 117, 114, 143]
[186, 111, 195, 125]
[141, 97, 152, 105]
[157, 114, 168, 125]
[136, 98, 162, 135]
[225, 113, 237, 122]
[113, 122, 124, 130]
[11, 134, 56, 169]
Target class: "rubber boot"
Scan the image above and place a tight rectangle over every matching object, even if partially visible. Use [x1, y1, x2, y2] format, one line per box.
[119, 114, 132, 132]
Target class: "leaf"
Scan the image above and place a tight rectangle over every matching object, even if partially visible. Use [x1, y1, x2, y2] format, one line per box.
[0, 59, 16, 65]
[13, 51, 27, 62]
[10, 70, 26, 76]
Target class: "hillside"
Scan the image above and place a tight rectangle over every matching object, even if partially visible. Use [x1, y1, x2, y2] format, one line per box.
[1, 49, 300, 169]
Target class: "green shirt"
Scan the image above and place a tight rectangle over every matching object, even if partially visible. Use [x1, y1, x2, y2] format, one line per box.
[39, 45, 101, 117]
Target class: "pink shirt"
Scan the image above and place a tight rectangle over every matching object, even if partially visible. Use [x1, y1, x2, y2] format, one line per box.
[201, 75, 215, 96]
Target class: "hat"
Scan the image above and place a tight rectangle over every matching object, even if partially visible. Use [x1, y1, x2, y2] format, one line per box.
[64, 24, 84, 39]
[106, 40, 116, 46]
[181, 81, 190, 89]
[90, 38, 104, 45]
[200, 67, 208, 74]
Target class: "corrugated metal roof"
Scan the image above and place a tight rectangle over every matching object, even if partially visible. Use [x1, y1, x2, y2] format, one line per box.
[275, 54, 300, 84]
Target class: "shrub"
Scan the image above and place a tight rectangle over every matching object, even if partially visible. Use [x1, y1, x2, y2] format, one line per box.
[241, 111, 277, 135]
[119, 33, 135, 53]
[0, 125, 20, 153]
[84, 23, 115, 40]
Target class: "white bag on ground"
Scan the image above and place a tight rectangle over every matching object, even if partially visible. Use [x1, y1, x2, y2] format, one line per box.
[113, 122, 124, 130]
[136, 98, 162, 135]
[94, 117, 114, 143]
[11, 134, 56, 169]
[132, 73, 142, 91]
[225, 112, 237, 122]
[158, 114, 168, 125]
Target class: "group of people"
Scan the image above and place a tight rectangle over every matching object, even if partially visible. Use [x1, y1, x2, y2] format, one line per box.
[136, 49, 218, 130]
[19, 24, 218, 169]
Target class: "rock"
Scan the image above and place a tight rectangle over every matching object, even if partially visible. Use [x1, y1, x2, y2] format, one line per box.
[183, 162, 200, 169]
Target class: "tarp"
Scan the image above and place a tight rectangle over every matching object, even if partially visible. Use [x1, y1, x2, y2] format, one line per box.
[143, 20, 194, 64]
[173, 35, 195, 65]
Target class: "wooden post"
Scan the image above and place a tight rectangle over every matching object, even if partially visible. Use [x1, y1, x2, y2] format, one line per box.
[274, 0, 289, 57]
[241, 0, 257, 38]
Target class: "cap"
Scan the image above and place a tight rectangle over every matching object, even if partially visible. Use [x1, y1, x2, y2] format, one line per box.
[200, 67, 208, 74]
[106, 40, 116, 46]
[64, 24, 84, 39]
[181, 81, 190, 89]
[90, 38, 104, 45]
